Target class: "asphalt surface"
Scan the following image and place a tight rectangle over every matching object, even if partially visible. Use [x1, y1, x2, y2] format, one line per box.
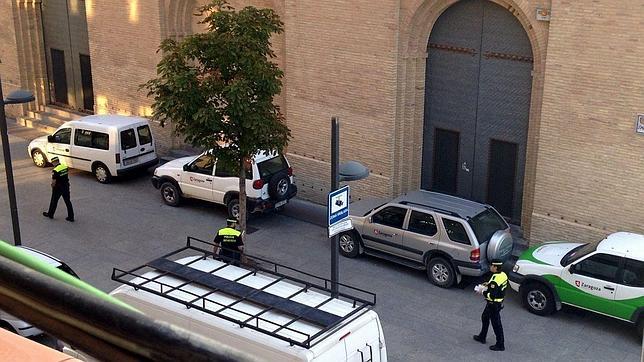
[0, 121, 641, 361]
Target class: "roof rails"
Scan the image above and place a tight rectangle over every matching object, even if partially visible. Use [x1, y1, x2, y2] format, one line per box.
[398, 200, 461, 218]
[111, 236, 376, 349]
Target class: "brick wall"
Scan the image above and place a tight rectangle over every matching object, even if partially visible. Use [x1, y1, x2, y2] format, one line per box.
[84, 0, 175, 153]
[531, 0, 644, 243]
[0, 0, 21, 117]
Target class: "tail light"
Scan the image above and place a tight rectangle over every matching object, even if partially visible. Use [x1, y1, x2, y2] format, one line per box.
[115, 153, 120, 164]
[287, 167, 293, 176]
[470, 248, 480, 262]
[252, 179, 264, 189]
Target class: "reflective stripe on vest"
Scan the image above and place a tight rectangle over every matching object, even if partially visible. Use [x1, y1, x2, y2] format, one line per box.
[485, 271, 508, 303]
[218, 227, 241, 243]
[53, 164, 69, 176]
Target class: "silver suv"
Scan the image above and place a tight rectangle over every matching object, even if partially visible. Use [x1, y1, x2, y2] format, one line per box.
[339, 190, 514, 288]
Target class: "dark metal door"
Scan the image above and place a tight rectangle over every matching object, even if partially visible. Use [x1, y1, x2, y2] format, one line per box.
[487, 139, 517, 218]
[432, 129, 460, 194]
[421, 0, 533, 223]
[50, 48, 68, 105]
[79, 54, 94, 112]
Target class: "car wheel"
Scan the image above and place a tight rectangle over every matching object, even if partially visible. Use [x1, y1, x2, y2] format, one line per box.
[637, 318, 643, 336]
[31, 149, 47, 167]
[339, 231, 360, 258]
[268, 171, 290, 200]
[227, 198, 240, 219]
[160, 182, 180, 206]
[521, 282, 556, 316]
[93, 163, 112, 183]
[427, 257, 455, 288]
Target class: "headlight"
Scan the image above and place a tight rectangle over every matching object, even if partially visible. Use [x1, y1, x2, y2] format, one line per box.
[512, 264, 520, 273]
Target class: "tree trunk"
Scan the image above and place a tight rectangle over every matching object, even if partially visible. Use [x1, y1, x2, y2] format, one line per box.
[238, 157, 247, 239]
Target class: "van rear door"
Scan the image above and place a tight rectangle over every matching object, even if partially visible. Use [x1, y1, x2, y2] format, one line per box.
[134, 124, 156, 164]
[119, 127, 140, 167]
[341, 316, 386, 362]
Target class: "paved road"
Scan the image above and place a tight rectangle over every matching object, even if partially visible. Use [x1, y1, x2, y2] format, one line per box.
[0, 122, 641, 361]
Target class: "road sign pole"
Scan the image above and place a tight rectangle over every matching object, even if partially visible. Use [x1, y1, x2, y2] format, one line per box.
[331, 116, 340, 297]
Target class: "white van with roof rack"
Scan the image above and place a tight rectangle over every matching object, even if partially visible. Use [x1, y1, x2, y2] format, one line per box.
[27, 115, 158, 183]
[110, 237, 386, 361]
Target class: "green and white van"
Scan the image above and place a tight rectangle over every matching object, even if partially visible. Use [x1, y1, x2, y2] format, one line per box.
[509, 232, 644, 334]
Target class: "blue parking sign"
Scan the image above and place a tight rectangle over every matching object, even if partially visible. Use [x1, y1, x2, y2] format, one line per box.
[328, 186, 350, 227]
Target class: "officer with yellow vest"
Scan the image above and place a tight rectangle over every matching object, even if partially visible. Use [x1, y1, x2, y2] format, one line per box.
[213, 218, 244, 263]
[473, 259, 508, 351]
[42, 157, 74, 222]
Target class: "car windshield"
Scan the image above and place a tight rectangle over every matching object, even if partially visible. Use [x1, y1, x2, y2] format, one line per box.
[467, 208, 508, 243]
[257, 155, 288, 178]
[560, 240, 599, 266]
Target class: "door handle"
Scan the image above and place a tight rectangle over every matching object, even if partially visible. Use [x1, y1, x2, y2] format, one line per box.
[206, 179, 213, 182]
[65, 149, 69, 152]
[604, 286, 615, 291]
[461, 161, 470, 172]
[140, 148, 145, 151]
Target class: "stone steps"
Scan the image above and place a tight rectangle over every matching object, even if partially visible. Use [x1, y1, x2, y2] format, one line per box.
[14, 105, 86, 134]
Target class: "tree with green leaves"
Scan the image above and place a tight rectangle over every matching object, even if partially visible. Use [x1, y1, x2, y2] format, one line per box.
[143, 0, 290, 234]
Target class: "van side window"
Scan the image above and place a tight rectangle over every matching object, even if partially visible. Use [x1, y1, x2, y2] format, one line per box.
[53, 128, 71, 144]
[621, 259, 644, 287]
[442, 219, 471, 245]
[74, 129, 109, 150]
[121, 129, 137, 150]
[137, 125, 152, 145]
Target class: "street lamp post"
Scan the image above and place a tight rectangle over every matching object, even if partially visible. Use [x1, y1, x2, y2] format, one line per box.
[0, 77, 35, 246]
[330, 116, 369, 297]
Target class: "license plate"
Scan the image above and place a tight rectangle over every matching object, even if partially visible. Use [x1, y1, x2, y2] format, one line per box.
[123, 157, 138, 166]
[275, 200, 287, 208]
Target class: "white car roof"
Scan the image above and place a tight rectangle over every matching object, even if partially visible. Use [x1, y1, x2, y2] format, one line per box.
[598, 232, 644, 260]
[67, 115, 149, 128]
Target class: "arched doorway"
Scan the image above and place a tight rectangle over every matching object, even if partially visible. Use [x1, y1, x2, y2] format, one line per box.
[421, 0, 533, 224]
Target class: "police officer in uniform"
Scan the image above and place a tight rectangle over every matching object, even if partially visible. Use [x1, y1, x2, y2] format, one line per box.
[213, 218, 244, 264]
[473, 259, 508, 351]
[42, 157, 74, 222]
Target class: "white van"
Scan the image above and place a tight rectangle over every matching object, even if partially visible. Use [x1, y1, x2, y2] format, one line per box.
[27, 115, 158, 183]
[110, 238, 387, 362]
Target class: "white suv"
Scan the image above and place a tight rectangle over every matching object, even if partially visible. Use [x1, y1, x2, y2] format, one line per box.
[152, 150, 296, 218]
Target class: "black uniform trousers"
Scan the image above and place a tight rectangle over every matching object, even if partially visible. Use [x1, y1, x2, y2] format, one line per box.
[48, 186, 74, 219]
[478, 301, 504, 347]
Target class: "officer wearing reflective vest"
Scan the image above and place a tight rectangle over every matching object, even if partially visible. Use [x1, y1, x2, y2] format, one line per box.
[473, 259, 508, 351]
[42, 157, 74, 222]
[213, 218, 244, 263]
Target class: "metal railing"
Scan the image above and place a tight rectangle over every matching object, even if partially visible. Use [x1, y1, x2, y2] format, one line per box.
[0, 255, 256, 362]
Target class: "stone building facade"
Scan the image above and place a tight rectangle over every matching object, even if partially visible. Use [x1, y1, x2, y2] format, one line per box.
[1, 0, 643, 244]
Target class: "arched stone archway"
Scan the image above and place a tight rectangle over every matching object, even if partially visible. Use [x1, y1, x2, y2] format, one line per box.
[394, 0, 547, 233]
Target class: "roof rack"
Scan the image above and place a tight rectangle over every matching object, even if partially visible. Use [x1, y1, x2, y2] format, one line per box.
[111, 236, 376, 349]
[398, 200, 461, 218]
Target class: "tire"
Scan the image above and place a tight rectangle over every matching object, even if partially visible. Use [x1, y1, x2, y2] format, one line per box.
[268, 171, 290, 200]
[93, 163, 112, 183]
[227, 198, 240, 219]
[339, 231, 360, 258]
[637, 318, 643, 336]
[426, 257, 456, 288]
[160, 182, 180, 206]
[31, 149, 47, 167]
[521, 282, 556, 316]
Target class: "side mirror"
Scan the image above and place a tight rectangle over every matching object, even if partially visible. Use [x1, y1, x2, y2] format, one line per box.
[367, 216, 372, 223]
[183, 164, 189, 171]
[47, 135, 54, 143]
[568, 264, 576, 274]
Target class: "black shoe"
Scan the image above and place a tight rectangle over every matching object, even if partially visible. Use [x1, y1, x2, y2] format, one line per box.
[65, 217, 74, 222]
[490, 345, 505, 351]
[42, 212, 53, 219]
[473, 335, 486, 344]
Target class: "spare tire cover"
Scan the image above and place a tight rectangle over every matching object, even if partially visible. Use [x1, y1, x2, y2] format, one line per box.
[487, 230, 514, 262]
